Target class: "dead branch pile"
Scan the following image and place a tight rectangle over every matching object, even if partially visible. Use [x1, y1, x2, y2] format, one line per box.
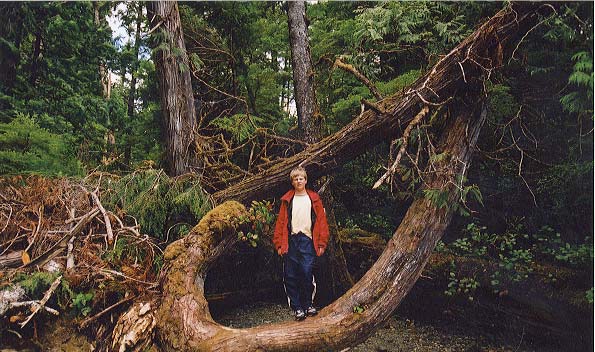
[0, 174, 161, 338]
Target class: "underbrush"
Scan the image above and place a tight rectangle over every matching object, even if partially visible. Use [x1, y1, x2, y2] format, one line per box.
[434, 220, 593, 306]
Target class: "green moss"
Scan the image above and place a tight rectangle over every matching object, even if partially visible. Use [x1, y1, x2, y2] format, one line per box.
[163, 240, 186, 261]
[13, 271, 61, 299]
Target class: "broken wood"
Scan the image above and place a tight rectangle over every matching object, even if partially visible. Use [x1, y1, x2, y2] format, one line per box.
[112, 300, 157, 352]
[10, 300, 59, 315]
[20, 275, 61, 328]
[22, 207, 100, 270]
[333, 57, 383, 101]
[0, 251, 24, 269]
[79, 294, 136, 330]
[90, 189, 114, 245]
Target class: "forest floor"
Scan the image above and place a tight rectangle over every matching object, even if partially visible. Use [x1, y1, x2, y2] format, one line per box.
[0, 302, 542, 352]
[0, 283, 588, 352]
[208, 272, 590, 352]
[212, 299, 547, 352]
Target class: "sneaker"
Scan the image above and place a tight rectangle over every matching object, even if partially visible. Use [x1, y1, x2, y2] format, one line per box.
[295, 309, 306, 321]
[306, 306, 317, 316]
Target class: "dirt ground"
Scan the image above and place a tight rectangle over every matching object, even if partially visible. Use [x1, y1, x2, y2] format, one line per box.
[211, 300, 535, 352]
[0, 296, 584, 352]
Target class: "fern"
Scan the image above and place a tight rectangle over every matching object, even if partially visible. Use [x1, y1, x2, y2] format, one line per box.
[0, 113, 82, 176]
[103, 169, 211, 240]
[209, 114, 264, 143]
[560, 51, 594, 115]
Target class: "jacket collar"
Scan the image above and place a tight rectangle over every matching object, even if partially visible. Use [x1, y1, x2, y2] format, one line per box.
[281, 189, 320, 202]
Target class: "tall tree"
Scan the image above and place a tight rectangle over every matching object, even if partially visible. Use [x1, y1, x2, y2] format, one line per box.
[287, 1, 319, 144]
[94, 1, 111, 99]
[147, 0, 200, 176]
[127, 2, 143, 119]
[287, 0, 354, 300]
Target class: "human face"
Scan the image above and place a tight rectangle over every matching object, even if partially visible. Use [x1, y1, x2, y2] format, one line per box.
[291, 175, 307, 193]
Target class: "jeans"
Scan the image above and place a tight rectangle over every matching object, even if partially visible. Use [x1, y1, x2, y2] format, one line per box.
[283, 232, 316, 311]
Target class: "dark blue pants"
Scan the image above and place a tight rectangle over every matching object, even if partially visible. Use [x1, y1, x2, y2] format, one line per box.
[283, 233, 316, 311]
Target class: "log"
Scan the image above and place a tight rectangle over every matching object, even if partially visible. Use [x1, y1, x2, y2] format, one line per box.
[0, 251, 23, 269]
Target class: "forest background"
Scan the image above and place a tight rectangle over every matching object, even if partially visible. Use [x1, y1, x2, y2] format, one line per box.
[0, 1, 593, 351]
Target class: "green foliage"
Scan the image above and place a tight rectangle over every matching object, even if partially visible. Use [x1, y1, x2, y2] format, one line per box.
[71, 292, 94, 317]
[533, 226, 593, 267]
[439, 220, 593, 300]
[486, 83, 519, 124]
[376, 70, 422, 95]
[209, 114, 264, 144]
[445, 262, 480, 301]
[353, 305, 366, 314]
[439, 222, 534, 299]
[422, 181, 483, 217]
[13, 271, 61, 299]
[102, 237, 153, 268]
[0, 113, 82, 176]
[353, 2, 471, 60]
[13, 271, 95, 317]
[237, 200, 275, 248]
[59, 279, 95, 317]
[103, 169, 211, 241]
[560, 51, 594, 115]
[586, 287, 594, 304]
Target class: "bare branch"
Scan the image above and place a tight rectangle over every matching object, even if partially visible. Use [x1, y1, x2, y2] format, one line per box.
[20, 275, 62, 328]
[373, 106, 430, 189]
[332, 58, 383, 101]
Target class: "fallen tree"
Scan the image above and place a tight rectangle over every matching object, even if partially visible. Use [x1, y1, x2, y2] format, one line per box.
[211, 3, 554, 205]
[109, 3, 556, 351]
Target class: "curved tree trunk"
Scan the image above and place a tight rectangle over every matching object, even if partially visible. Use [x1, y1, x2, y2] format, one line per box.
[148, 1, 200, 176]
[111, 3, 553, 351]
[113, 101, 487, 352]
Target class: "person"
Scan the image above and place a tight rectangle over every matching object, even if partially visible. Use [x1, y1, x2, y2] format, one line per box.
[273, 166, 329, 321]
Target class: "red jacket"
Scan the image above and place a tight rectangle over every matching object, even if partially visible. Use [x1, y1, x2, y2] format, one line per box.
[273, 189, 330, 256]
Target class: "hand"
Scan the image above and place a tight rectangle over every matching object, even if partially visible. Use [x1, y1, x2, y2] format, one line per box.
[277, 248, 286, 256]
[317, 247, 325, 256]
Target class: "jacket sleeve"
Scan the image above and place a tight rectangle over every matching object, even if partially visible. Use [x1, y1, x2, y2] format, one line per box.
[316, 200, 330, 250]
[273, 201, 288, 252]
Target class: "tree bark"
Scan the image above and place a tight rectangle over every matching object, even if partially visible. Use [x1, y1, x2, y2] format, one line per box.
[287, 1, 320, 144]
[127, 2, 143, 119]
[29, 28, 42, 86]
[123, 2, 144, 166]
[111, 3, 553, 351]
[0, 251, 23, 269]
[315, 188, 355, 303]
[94, 1, 111, 99]
[147, 1, 200, 177]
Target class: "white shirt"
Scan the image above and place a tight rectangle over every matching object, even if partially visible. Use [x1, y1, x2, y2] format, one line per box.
[291, 194, 312, 238]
